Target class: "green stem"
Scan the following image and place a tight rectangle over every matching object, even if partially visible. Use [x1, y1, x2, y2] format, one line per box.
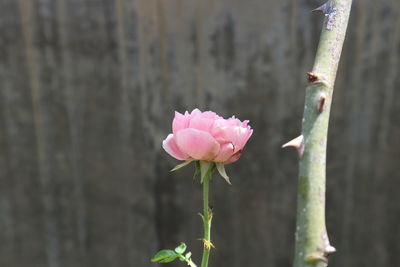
[178, 255, 197, 267]
[292, 1, 352, 267]
[200, 162, 212, 267]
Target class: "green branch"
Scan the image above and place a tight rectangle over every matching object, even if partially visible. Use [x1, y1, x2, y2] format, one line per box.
[200, 161, 215, 267]
[284, 1, 353, 267]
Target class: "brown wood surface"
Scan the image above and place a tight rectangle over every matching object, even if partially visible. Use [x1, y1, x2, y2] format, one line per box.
[0, 0, 399, 266]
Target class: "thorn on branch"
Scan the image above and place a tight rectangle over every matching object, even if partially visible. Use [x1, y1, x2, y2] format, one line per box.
[324, 245, 336, 256]
[311, 2, 330, 14]
[282, 135, 305, 159]
[311, 1, 338, 31]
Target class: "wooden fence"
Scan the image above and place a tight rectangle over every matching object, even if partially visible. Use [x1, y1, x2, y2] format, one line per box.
[0, 0, 399, 266]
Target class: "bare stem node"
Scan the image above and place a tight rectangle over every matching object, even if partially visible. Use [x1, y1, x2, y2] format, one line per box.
[305, 254, 328, 264]
[317, 93, 327, 113]
[306, 72, 328, 84]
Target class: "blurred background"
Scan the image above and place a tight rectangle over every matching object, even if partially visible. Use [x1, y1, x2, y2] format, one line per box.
[1, 0, 399, 267]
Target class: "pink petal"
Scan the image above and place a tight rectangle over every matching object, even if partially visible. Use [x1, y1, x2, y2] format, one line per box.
[172, 111, 190, 135]
[189, 108, 202, 118]
[210, 119, 229, 138]
[188, 110, 221, 132]
[200, 111, 220, 119]
[162, 134, 189, 160]
[236, 126, 253, 150]
[175, 128, 220, 161]
[216, 126, 252, 152]
[172, 109, 215, 134]
[244, 128, 253, 146]
[214, 142, 235, 162]
[189, 116, 215, 132]
[225, 150, 242, 164]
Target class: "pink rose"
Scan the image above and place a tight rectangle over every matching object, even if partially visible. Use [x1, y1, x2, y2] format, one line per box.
[162, 109, 253, 164]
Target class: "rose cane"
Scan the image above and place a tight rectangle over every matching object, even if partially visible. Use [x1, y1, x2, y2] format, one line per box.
[151, 109, 252, 267]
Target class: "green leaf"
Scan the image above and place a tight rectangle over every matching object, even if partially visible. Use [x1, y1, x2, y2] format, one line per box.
[216, 163, 231, 184]
[171, 160, 194, 172]
[174, 243, 187, 254]
[159, 254, 179, 263]
[151, 250, 177, 263]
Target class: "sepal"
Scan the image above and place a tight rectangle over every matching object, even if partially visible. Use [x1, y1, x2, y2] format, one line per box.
[216, 162, 231, 185]
[199, 161, 215, 183]
[171, 160, 194, 172]
[193, 161, 201, 180]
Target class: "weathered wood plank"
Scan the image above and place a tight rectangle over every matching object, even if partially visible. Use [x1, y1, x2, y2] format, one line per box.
[0, 0, 399, 266]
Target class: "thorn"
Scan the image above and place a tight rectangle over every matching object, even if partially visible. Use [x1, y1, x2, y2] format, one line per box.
[311, 2, 329, 14]
[282, 135, 305, 159]
[317, 93, 327, 113]
[324, 245, 336, 255]
[282, 135, 303, 149]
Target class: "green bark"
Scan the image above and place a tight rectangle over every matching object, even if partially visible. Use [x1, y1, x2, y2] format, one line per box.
[292, 1, 353, 267]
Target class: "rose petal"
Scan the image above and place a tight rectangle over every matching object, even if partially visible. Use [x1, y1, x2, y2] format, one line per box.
[218, 126, 253, 152]
[189, 116, 215, 132]
[189, 108, 202, 117]
[201, 111, 220, 119]
[213, 142, 235, 162]
[172, 111, 190, 135]
[175, 128, 220, 160]
[233, 126, 253, 151]
[162, 134, 189, 160]
[225, 150, 242, 164]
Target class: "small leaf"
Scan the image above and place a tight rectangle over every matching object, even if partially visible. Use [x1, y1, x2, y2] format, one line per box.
[174, 243, 187, 254]
[151, 250, 177, 263]
[185, 252, 192, 259]
[216, 163, 231, 185]
[171, 160, 194, 172]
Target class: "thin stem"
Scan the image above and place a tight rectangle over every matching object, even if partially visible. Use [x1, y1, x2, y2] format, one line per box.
[291, 1, 353, 267]
[178, 255, 197, 267]
[200, 163, 212, 267]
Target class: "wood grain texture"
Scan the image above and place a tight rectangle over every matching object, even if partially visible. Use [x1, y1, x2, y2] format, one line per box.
[0, 0, 399, 266]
